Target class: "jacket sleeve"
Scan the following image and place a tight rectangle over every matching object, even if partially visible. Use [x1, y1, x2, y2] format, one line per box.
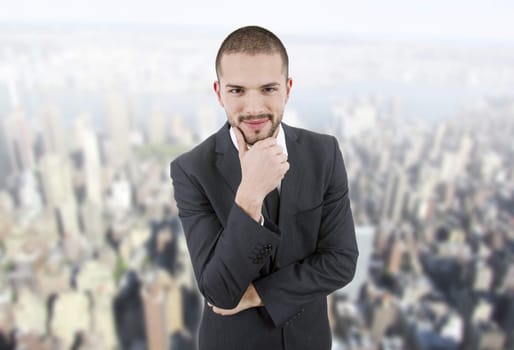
[170, 159, 281, 309]
[253, 136, 359, 327]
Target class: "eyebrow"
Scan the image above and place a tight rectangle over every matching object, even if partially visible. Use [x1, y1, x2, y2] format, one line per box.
[224, 82, 281, 89]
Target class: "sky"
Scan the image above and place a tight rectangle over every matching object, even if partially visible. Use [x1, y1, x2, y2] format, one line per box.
[2, 0, 514, 42]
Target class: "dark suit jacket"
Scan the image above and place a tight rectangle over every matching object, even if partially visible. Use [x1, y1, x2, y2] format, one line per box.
[170, 123, 358, 350]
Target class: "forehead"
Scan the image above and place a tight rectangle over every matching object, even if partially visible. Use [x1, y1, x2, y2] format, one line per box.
[218, 53, 286, 82]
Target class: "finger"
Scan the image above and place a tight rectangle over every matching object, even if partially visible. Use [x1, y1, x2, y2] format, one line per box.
[253, 137, 277, 148]
[268, 144, 284, 155]
[277, 153, 288, 163]
[232, 127, 247, 159]
[282, 161, 290, 174]
[212, 306, 229, 316]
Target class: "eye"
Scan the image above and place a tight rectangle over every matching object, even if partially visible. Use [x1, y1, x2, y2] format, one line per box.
[263, 87, 277, 93]
[228, 88, 243, 94]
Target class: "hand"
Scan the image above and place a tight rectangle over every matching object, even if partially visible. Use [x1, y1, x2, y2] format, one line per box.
[208, 283, 263, 316]
[233, 127, 289, 221]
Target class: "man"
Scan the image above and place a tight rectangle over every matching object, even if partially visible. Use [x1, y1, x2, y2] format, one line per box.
[170, 26, 358, 350]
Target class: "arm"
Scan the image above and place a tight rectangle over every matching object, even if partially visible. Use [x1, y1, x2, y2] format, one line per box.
[170, 158, 280, 309]
[209, 283, 263, 316]
[170, 129, 287, 309]
[253, 137, 358, 327]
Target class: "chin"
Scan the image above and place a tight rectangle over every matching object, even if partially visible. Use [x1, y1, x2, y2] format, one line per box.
[243, 135, 263, 146]
[243, 128, 274, 145]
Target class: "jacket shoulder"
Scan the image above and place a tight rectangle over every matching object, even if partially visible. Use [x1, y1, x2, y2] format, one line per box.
[170, 132, 218, 176]
[284, 124, 339, 153]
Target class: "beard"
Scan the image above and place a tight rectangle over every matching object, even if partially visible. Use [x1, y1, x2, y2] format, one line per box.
[235, 113, 281, 145]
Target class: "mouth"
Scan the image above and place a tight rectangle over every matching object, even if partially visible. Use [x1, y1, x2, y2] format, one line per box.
[242, 118, 269, 129]
[240, 115, 272, 130]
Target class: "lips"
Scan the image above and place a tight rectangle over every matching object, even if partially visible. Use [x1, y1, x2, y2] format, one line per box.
[242, 118, 269, 130]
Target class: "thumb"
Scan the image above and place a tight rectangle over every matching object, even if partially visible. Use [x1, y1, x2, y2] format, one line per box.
[233, 127, 247, 159]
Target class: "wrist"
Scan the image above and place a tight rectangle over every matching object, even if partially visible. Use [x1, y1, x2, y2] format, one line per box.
[235, 186, 264, 222]
[248, 283, 263, 307]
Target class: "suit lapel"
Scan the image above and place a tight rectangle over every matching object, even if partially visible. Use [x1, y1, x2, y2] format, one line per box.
[278, 123, 304, 226]
[215, 123, 241, 195]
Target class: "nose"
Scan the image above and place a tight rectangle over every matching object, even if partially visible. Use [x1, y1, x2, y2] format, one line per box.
[242, 91, 265, 116]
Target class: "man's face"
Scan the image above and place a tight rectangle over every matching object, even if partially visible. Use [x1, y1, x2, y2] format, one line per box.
[214, 53, 292, 145]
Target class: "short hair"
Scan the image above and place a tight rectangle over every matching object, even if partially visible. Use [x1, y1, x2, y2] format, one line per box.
[215, 25, 289, 79]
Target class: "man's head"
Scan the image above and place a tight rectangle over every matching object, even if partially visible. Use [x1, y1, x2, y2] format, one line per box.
[214, 26, 293, 145]
[215, 25, 289, 80]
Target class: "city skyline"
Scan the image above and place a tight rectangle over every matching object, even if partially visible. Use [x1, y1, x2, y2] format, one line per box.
[0, 25, 513, 350]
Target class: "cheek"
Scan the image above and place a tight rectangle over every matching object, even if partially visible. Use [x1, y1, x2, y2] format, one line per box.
[271, 99, 286, 112]
[224, 100, 242, 115]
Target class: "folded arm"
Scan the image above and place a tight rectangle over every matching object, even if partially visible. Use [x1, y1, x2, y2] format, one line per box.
[170, 159, 281, 309]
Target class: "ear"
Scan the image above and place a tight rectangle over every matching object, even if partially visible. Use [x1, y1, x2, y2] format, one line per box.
[213, 80, 224, 107]
[285, 77, 293, 103]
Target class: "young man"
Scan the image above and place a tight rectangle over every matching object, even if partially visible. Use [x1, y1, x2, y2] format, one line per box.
[170, 26, 358, 350]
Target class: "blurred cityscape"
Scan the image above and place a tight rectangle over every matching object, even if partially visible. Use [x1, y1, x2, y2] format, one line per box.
[0, 24, 513, 350]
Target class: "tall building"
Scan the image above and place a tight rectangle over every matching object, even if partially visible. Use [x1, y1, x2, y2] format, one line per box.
[166, 286, 185, 335]
[381, 166, 409, 224]
[38, 153, 79, 236]
[79, 201, 105, 246]
[39, 105, 67, 158]
[0, 120, 14, 189]
[106, 95, 131, 168]
[430, 123, 447, 160]
[74, 114, 103, 208]
[369, 295, 399, 343]
[105, 172, 132, 221]
[76, 260, 117, 349]
[387, 239, 405, 276]
[147, 110, 168, 145]
[13, 289, 46, 335]
[36, 258, 71, 299]
[17, 170, 43, 219]
[50, 291, 91, 349]
[481, 150, 502, 183]
[141, 280, 169, 350]
[456, 134, 473, 176]
[92, 292, 118, 350]
[473, 261, 493, 292]
[2, 110, 35, 173]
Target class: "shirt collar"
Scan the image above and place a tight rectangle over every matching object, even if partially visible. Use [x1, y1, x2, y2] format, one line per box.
[229, 123, 288, 156]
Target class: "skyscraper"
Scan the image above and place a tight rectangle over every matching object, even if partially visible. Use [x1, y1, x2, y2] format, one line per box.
[381, 166, 409, 224]
[141, 280, 169, 350]
[38, 154, 79, 236]
[2, 110, 35, 173]
[0, 120, 14, 189]
[106, 95, 131, 168]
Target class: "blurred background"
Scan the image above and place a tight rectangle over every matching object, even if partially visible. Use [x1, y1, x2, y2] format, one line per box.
[0, 1, 513, 349]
